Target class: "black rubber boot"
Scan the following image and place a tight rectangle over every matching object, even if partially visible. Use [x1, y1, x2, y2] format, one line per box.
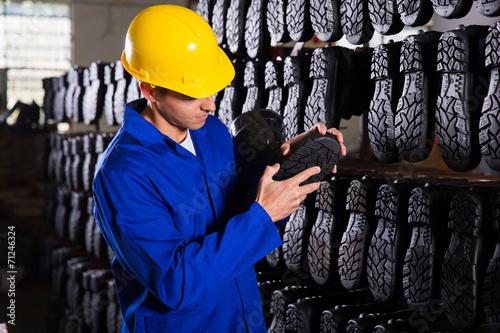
[218, 58, 246, 127]
[403, 183, 457, 313]
[282, 53, 312, 141]
[286, 0, 315, 42]
[310, 0, 343, 42]
[396, 30, 442, 163]
[267, 0, 291, 43]
[369, 40, 404, 163]
[397, 0, 434, 27]
[474, 0, 500, 16]
[338, 176, 385, 290]
[231, 108, 284, 193]
[241, 59, 269, 114]
[432, 0, 473, 18]
[368, 0, 404, 35]
[480, 21, 500, 171]
[435, 25, 489, 172]
[272, 130, 342, 185]
[226, 0, 251, 55]
[367, 180, 418, 302]
[244, 0, 271, 58]
[264, 59, 287, 116]
[340, 0, 374, 44]
[307, 177, 351, 285]
[441, 186, 499, 330]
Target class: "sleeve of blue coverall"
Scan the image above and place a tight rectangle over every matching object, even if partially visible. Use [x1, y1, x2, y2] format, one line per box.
[93, 167, 282, 311]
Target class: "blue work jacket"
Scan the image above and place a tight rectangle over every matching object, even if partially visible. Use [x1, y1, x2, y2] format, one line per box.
[92, 98, 282, 333]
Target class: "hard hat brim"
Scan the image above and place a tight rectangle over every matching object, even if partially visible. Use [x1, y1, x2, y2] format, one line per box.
[121, 46, 235, 99]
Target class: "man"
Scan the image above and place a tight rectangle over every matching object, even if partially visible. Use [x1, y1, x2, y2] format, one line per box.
[92, 4, 346, 333]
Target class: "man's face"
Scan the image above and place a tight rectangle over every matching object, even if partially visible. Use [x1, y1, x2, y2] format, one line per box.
[154, 89, 216, 131]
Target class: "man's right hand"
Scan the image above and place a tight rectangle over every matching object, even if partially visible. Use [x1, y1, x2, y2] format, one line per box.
[255, 163, 321, 222]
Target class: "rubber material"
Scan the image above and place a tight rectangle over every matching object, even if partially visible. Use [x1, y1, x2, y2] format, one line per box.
[272, 131, 341, 185]
[396, 31, 441, 163]
[369, 40, 404, 163]
[480, 22, 500, 171]
[436, 25, 489, 172]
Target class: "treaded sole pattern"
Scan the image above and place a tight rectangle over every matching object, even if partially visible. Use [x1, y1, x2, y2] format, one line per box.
[441, 191, 484, 330]
[338, 180, 371, 290]
[310, 0, 342, 42]
[483, 199, 500, 332]
[368, 0, 403, 35]
[273, 132, 341, 185]
[369, 42, 401, 163]
[283, 55, 307, 141]
[267, 0, 290, 43]
[435, 29, 484, 172]
[474, 0, 500, 16]
[395, 35, 434, 163]
[340, 0, 374, 45]
[403, 187, 436, 312]
[283, 202, 309, 272]
[367, 184, 401, 302]
[304, 47, 330, 131]
[480, 23, 500, 171]
[286, 0, 314, 42]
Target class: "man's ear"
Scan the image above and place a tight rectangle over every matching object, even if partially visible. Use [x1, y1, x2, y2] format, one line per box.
[140, 82, 156, 102]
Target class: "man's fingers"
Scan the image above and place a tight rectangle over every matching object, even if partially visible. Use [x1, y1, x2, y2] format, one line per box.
[264, 163, 280, 179]
[327, 127, 344, 143]
[299, 181, 321, 195]
[288, 166, 321, 186]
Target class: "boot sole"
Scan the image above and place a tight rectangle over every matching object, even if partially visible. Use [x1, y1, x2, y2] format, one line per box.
[283, 202, 311, 272]
[441, 190, 486, 330]
[395, 33, 439, 163]
[338, 179, 379, 290]
[436, 27, 487, 172]
[267, 0, 291, 43]
[286, 0, 314, 42]
[368, 0, 404, 35]
[369, 42, 403, 163]
[474, 0, 500, 16]
[310, 0, 343, 42]
[480, 22, 500, 171]
[397, 0, 434, 26]
[367, 184, 404, 302]
[308, 179, 349, 285]
[431, 0, 473, 18]
[340, 0, 374, 45]
[273, 131, 341, 185]
[283, 55, 310, 141]
[483, 202, 500, 332]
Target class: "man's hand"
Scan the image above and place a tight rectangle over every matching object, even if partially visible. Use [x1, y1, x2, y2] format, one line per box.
[280, 123, 347, 173]
[256, 164, 321, 222]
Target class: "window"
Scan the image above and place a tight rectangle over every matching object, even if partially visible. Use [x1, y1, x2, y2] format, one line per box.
[0, 1, 72, 111]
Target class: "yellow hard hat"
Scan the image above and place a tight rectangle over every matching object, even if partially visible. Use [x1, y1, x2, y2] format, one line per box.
[121, 4, 235, 99]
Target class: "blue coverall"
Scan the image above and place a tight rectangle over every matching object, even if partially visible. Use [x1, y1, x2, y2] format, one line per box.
[92, 98, 282, 332]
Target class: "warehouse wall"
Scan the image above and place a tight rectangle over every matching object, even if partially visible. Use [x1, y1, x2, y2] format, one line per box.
[432, 7, 499, 32]
[72, 0, 191, 67]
